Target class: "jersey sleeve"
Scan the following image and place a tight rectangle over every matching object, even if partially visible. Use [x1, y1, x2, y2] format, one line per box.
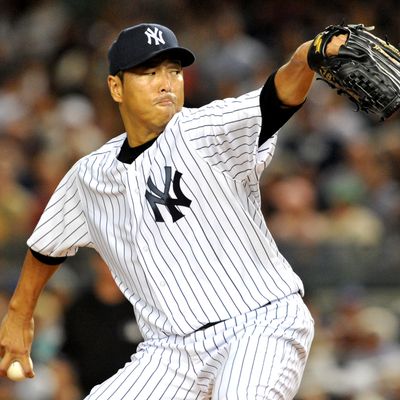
[183, 89, 264, 181]
[27, 161, 92, 258]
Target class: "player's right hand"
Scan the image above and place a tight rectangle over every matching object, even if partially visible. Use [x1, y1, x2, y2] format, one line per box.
[0, 312, 35, 379]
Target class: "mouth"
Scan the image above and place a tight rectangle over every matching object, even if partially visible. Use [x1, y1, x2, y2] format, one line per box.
[155, 94, 176, 106]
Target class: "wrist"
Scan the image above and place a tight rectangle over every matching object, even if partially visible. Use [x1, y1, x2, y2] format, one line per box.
[8, 297, 35, 321]
[292, 40, 313, 69]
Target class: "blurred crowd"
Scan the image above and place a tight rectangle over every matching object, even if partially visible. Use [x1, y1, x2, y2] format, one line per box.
[0, 0, 399, 399]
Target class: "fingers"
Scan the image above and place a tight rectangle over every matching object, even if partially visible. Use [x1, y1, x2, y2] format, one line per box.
[0, 352, 13, 378]
[326, 34, 349, 56]
[2, 360, 34, 380]
[0, 314, 35, 380]
[22, 356, 35, 378]
[0, 354, 34, 380]
[13, 356, 34, 379]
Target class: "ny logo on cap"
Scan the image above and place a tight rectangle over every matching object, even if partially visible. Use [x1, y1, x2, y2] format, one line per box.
[145, 27, 165, 46]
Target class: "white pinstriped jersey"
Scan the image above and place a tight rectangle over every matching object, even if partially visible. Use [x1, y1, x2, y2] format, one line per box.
[27, 88, 304, 339]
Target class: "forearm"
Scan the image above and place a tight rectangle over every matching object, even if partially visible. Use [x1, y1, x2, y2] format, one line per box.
[8, 250, 60, 318]
[0, 250, 60, 378]
[274, 40, 315, 107]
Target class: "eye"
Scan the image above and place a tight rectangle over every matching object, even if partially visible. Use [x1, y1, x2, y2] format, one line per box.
[138, 67, 156, 75]
[170, 67, 182, 75]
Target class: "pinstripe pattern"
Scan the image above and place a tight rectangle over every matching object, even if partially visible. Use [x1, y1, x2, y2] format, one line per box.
[27, 87, 311, 398]
[84, 293, 313, 399]
[28, 88, 304, 337]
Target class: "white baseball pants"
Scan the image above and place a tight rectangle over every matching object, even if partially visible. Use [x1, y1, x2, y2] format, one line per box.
[84, 293, 314, 400]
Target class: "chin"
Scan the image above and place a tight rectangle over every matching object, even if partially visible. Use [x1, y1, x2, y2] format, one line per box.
[163, 109, 178, 122]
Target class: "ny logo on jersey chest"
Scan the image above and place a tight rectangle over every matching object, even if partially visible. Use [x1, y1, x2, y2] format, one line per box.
[145, 166, 191, 223]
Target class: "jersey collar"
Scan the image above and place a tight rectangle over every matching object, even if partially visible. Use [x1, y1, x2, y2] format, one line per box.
[117, 136, 157, 164]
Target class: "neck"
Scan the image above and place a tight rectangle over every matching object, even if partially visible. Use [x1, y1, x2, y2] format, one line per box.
[126, 130, 160, 147]
[119, 109, 164, 148]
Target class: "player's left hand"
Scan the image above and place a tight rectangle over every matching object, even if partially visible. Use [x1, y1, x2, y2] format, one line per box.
[307, 24, 400, 120]
[325, 34, 348, 56]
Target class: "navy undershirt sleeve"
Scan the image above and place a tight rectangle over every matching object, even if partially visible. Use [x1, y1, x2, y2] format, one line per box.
[259, 70, 305, 146]
[30, 248, 67, 265]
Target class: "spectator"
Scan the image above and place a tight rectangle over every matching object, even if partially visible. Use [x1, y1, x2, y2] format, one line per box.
[266, 175, 330, 245]
[59, 253, 142, 395]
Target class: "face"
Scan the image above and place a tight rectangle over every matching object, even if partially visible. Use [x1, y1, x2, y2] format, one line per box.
[108, 57, 185, 144]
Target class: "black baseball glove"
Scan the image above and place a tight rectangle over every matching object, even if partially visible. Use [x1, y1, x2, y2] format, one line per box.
[307, 24, 400, 120]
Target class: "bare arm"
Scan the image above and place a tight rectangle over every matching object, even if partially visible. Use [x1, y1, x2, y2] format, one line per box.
[274, 34, 347, 106]
[0, 250, 60, 379]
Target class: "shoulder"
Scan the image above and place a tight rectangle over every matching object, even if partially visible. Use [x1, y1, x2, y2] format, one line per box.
[75, 133, 126, 166]
[66, 133, 127, 184]
[87, 133, 126, 159]
[180, 89, 263, 121]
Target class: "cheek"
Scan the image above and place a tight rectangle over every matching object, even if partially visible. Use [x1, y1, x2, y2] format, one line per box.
[177, 92, 184, 109]
[176, 82, 185, 108]
[127, 85, 151, 108]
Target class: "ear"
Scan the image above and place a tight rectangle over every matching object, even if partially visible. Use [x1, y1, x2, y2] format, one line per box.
[107, 75, 123, 103]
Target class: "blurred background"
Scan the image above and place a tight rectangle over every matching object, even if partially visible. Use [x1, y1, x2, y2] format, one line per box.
[0, 0, 399, 398]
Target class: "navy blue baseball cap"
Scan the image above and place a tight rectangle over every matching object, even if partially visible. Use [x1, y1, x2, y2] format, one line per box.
[108, 23, 195, 75]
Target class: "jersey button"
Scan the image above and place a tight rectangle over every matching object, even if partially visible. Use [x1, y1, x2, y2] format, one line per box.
[192, 355, 200, 364]
[128, 166, 138, 176]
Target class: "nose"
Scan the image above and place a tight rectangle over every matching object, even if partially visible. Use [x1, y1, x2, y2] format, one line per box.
[159, 69, 172, 93]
